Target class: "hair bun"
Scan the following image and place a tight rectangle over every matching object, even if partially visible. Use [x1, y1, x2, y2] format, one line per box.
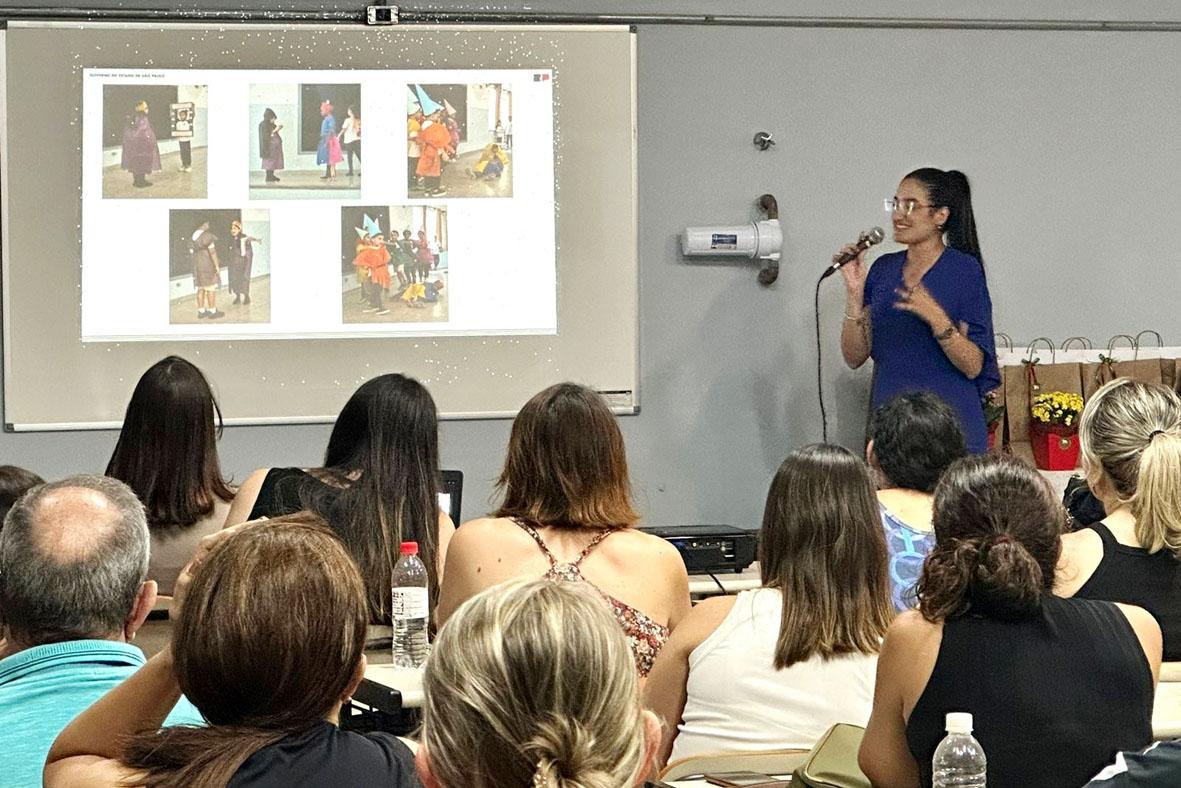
[971, 534, 1042, 619]
[526, 713, 612, 788]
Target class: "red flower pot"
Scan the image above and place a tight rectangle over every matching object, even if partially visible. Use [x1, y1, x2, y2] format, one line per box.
[1030, 421, 1080, 470]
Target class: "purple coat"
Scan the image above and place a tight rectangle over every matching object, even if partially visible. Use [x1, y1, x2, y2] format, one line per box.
[120, 115, 161, 176]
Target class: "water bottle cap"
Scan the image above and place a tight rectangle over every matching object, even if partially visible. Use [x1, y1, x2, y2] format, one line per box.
[400, 541, 419, 555]
[945, 712, 973, 734]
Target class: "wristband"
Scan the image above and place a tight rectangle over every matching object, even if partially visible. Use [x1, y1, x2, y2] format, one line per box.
[934, 324, 957, 342]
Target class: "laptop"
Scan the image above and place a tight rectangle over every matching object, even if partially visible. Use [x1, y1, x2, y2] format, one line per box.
[438, 470, 463, 525]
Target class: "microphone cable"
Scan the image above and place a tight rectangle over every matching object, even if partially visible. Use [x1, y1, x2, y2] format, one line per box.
[815, 274, 828, 442]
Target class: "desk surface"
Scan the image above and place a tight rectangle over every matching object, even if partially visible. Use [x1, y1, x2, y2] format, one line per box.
[363, 663, 425, 709]
[688, 566, 761, 596]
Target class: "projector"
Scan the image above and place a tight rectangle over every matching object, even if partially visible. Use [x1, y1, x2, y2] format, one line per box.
[641, 524, 758, 574]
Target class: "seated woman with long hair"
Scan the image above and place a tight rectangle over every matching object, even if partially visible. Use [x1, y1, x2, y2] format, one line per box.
[1056, 377, 1181, 660]
[645, 444, 892, 766]
[43, 515, 420, 787]
[225, 373, 453, 625]
[418, 579, 661, 788]
[868, 391, 966, 611]
[437, 382, 690, 677]
[105, 356, 235, 595]
[860, 455, 1161, 788]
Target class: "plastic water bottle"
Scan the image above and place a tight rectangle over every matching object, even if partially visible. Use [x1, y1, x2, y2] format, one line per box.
[391, 541, 429, 668]
[932, 712, 986, 788]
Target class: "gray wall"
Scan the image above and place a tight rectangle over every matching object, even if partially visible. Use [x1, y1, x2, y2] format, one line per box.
[3, 0, 1181, 529]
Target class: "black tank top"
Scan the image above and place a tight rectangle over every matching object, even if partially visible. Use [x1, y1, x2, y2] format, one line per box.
[247, 467, 342, 520]
[1074, 521, 1181, 661]
[906, 595, 1153, 788]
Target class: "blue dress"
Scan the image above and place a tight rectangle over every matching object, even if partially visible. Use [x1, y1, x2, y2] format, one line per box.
[880, 504, 936, 612]
[316, 115, 336, 165]
[863, 247, 1000, 453]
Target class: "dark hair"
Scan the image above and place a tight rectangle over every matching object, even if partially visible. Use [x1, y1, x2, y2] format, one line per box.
[869, 391, 967, 493]
[262, 107, 276, 122]
[348, 104, 359, 118]
[494, 383, 639, 530]
[0, 475, 148, 645]
[301, 373, 441, 623]
[917, 455, 1064, 622]
[123, 516, 368, 787]
[905, 168, 983, 266]
[759, 444, 893, 668]
[0, 465, 43, 524]
[105, 356, 233, 530]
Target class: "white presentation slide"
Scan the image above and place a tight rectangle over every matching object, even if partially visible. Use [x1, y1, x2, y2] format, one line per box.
[80, 68, 555, 341]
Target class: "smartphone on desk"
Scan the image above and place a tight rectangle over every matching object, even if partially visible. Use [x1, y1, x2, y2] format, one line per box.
[703, 772, 791, 787]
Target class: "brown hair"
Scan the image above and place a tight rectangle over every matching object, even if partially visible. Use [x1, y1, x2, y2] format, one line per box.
[494, 383, 638, 529]
[422, 580, 647, 787]
[1080, 377, 1181, 555]
[105, 356, 233, 530]
[122, 514, 368, 787]
[758, 444, 893, 669]
[917, 455, 1064, 622]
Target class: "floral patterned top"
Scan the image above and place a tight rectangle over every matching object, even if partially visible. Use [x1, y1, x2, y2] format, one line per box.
[514, 520, 670, 676]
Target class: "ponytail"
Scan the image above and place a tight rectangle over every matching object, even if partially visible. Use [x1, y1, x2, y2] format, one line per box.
[123, 726, 290, 788]
[525, 713, 636, 788]
[904, 167, 984, 266]
[917, 534, 1043, 622]
[1131, 430, 1181, 555]
[919, 454, 1062, 623]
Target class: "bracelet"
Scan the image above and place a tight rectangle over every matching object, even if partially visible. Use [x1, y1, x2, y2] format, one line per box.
[934, 324, 957, 342]
[844, 310, 866, 322]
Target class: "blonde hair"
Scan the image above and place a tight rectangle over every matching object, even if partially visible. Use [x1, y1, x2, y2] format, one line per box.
[422, 580, 647, 788]
[1080, 377, 1181, 555]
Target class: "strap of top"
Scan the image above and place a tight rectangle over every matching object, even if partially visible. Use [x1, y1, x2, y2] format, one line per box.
[513, 519, 615, 568]
[1089, 521, 1118, 553]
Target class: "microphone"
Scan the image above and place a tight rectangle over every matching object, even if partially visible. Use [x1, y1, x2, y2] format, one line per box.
[820, 227, 885, 279]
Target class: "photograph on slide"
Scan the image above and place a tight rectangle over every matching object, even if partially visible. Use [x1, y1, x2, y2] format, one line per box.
[408, 83, 512, 199]
[101, 84, 208, 198]
[249, 83, 361, 198]
[168, 208, 271, 325]
[340, 205, 448, 324]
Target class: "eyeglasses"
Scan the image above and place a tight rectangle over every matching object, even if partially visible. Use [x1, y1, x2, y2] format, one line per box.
[884, 197, 935, 217]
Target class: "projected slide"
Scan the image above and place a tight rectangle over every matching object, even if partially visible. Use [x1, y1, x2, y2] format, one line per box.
[80, 68, 555, 341]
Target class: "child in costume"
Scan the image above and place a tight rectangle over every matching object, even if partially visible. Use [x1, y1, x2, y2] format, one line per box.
[352, 214, 391, 315]
[189, 222, 223, 319]
[121, 100, 161, 189]
[259, 108, 284, 182]
[338, 105, 361, 177]
[469, 143, 508, 180]
[226, 220, 262, 305]
[317, 100, 343, 182]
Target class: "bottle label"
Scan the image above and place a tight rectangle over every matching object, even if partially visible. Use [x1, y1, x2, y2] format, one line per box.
[391, 587, 428, 619]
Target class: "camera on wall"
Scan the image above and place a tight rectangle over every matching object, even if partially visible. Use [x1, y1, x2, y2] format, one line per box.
[366, 5, 399, 25]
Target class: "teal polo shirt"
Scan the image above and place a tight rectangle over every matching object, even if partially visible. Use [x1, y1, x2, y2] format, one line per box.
[0, 639, 204, 788]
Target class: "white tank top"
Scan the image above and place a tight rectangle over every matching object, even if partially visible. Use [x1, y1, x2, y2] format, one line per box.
[670, 587, 878, 762]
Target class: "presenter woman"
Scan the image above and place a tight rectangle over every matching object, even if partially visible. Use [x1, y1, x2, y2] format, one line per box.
[838, 168, 999, 454]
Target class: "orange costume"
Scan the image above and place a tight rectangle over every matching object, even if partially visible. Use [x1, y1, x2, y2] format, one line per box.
[415, 120, 452, 178]
[353, 239, 391, 288]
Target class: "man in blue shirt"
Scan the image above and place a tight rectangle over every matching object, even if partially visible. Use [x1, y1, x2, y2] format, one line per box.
[0, 475, 202, 787]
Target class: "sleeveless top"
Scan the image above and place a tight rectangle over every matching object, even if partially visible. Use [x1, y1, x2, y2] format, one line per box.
[1074, 521, 1181, 661]
[247, 467, 335, 520]
[514, 520, 669, 676]
[229, 721, 419, 787]
[880, 504, 936, 612]
[670, 587, 877, 762]
[906, 595, 1153, 788]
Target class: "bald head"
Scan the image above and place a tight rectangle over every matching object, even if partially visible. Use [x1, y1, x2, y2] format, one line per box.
[0, 475, 149, 646]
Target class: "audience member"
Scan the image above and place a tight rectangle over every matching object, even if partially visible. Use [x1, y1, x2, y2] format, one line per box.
[860, 455, 1160, 788]
[645, 444, 892, 765]
[419, 579, 660, 788]
[0, 464, 44, 524]
[868, 392, 967, 611]
[1056, 377, 1181, 660]
[226, 373, 454, 626]
[44, 515, 420, 787]
[437, 382, 690, 676]
[105, 356, 235, 595]
[0, 476, 201, 788]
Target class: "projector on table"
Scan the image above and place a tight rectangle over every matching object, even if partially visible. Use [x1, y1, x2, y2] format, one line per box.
[640, 524, 757, 574]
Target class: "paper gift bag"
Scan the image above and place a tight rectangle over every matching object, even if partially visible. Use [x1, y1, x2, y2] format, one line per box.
[1130, 330, 1167, 387]
[1083, 335, 1134, 400]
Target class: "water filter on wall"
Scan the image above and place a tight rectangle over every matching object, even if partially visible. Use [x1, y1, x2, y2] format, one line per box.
[681, 219, 782, 261]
